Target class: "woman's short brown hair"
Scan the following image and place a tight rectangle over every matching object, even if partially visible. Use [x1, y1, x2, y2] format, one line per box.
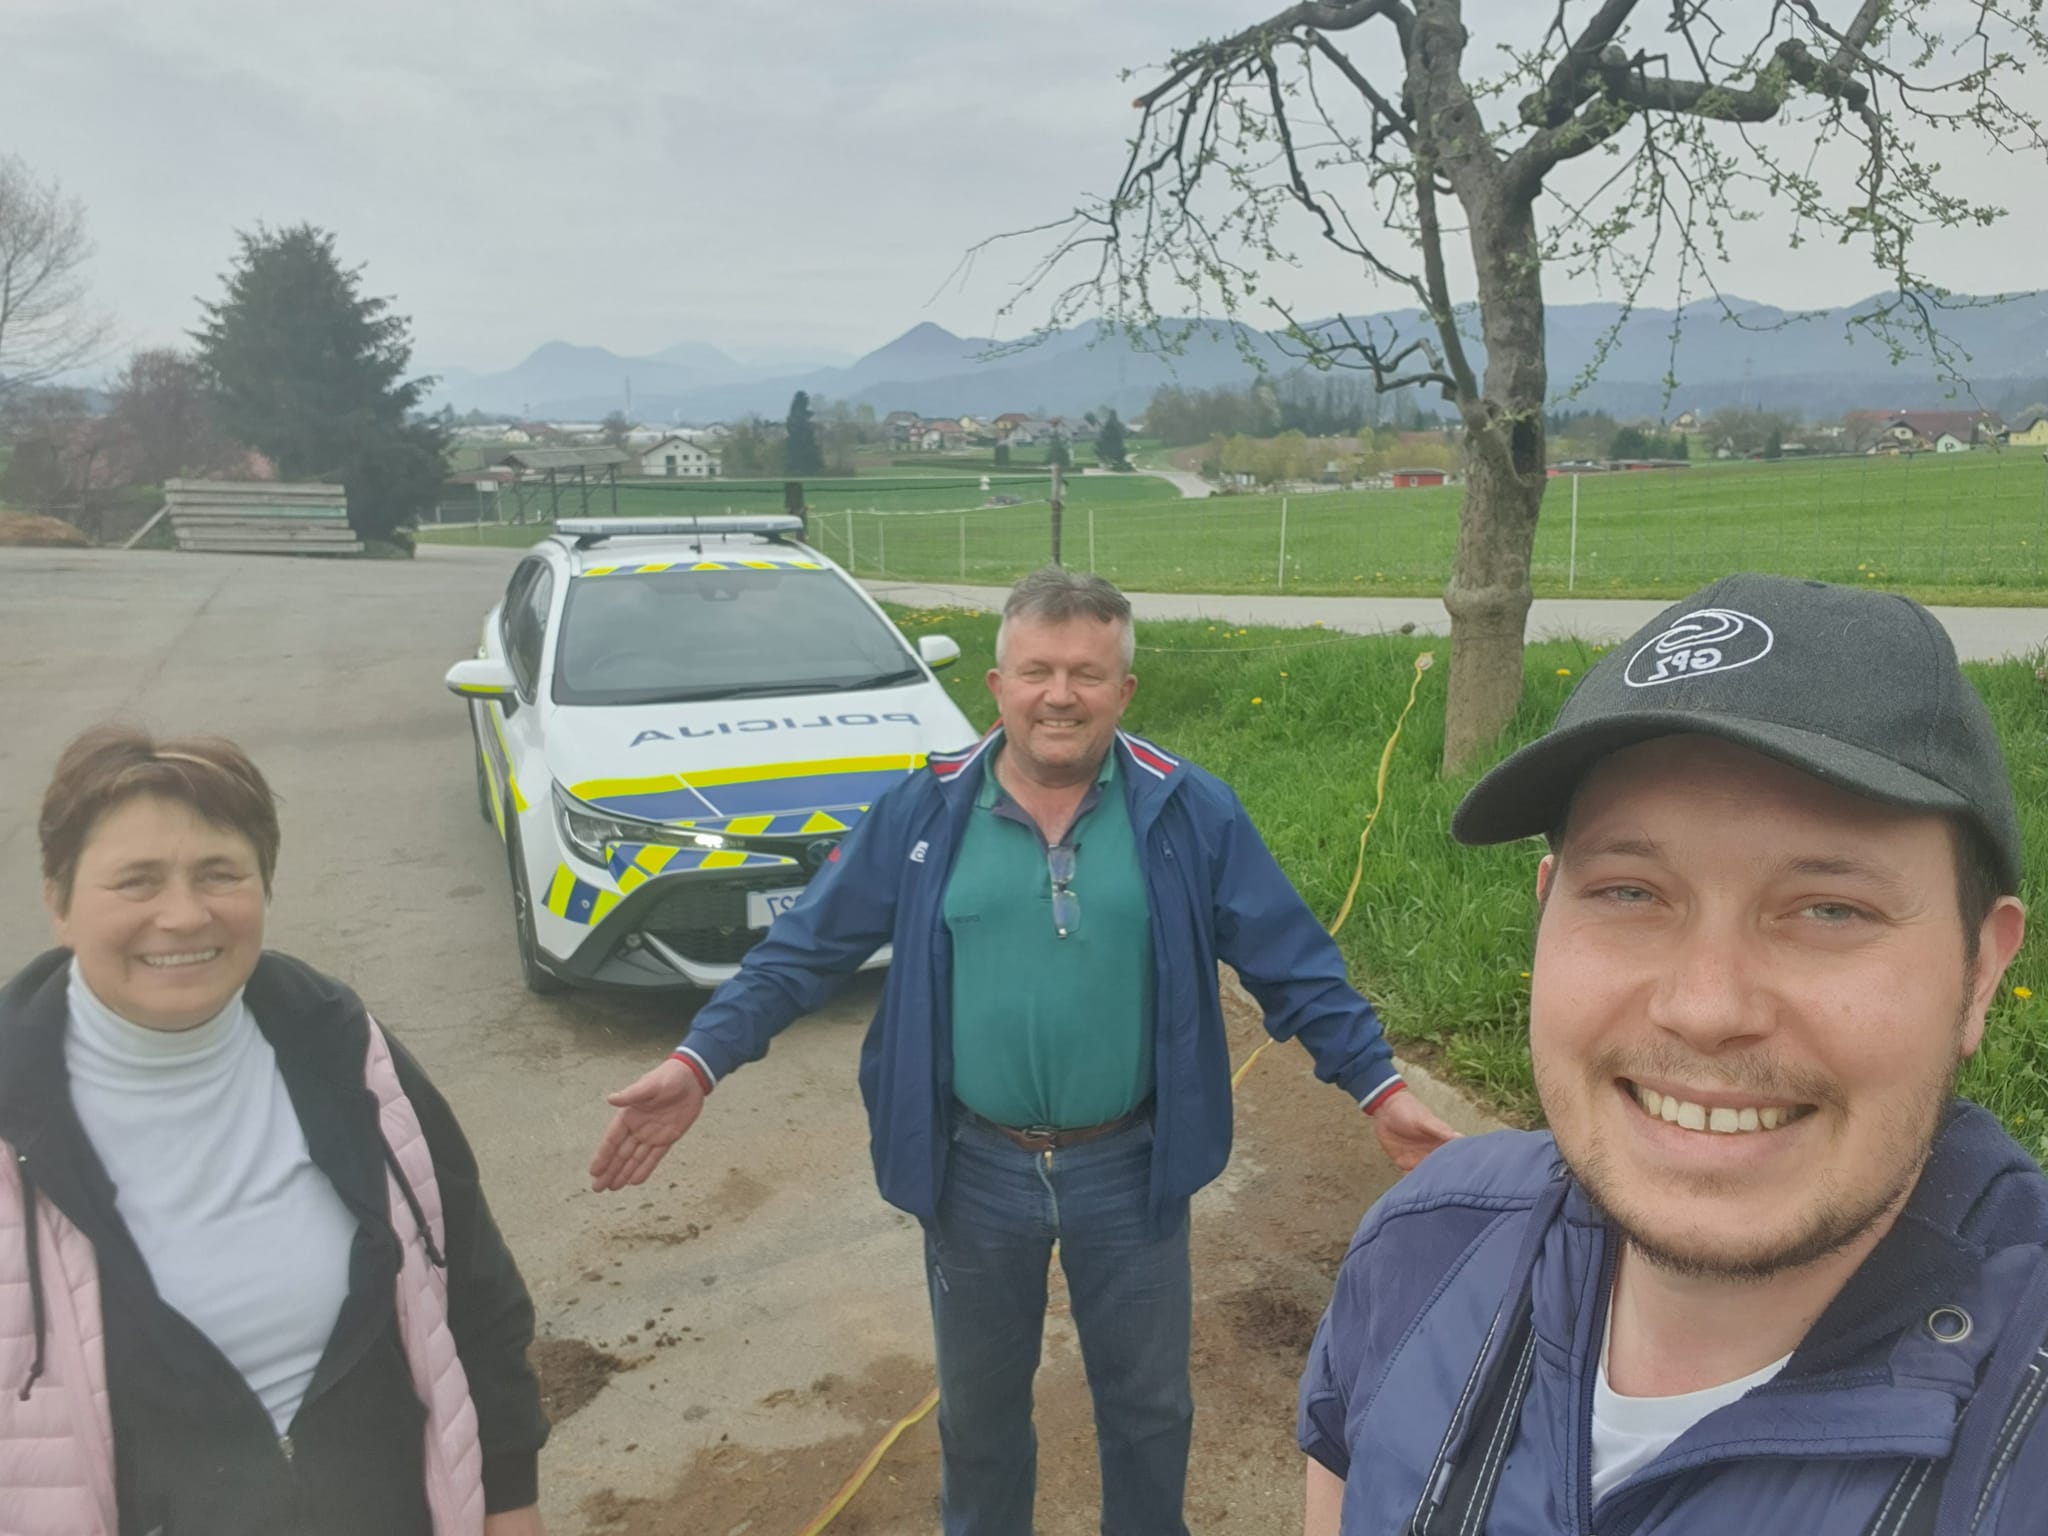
[40, 725, 281, 910]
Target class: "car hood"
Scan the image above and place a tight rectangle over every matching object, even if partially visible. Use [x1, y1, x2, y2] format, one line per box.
[546, 679, 979, 834]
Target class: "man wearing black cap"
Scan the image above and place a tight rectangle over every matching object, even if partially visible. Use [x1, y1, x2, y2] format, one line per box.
[1298, 574, 2048, 1534]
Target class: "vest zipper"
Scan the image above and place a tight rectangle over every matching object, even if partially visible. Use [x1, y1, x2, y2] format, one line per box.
[279, 1432, 295, 1463]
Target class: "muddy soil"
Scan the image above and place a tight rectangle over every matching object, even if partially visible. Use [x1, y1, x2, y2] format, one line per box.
[564, 979, 1401, 1535]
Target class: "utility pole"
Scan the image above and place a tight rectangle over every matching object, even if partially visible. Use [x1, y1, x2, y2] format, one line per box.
[1049, 461, 1065, 565]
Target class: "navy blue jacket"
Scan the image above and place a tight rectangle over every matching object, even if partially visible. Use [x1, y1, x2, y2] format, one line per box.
[1299, 1105, 2048, 1534]
[679, 727, 1401, 1223]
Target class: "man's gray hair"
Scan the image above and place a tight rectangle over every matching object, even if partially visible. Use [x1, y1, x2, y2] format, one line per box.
[996, 565, 1136, 672]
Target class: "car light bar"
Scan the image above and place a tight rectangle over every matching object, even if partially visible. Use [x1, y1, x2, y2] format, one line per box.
[557, 515, 804, 543]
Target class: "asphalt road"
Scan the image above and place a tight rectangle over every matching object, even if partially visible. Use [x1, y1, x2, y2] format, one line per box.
[0, 543, 933, 1532]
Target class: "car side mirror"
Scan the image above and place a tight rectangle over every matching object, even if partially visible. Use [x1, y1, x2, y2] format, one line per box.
[446, 657, 519, 706]
[918, 635, 962, 671]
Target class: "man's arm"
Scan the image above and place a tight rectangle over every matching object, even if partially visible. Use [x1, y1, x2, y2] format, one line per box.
[1206, 783, 1455, 1169]
[1304, 1459, 1345, 1536]
[589, 787, 910, 1191]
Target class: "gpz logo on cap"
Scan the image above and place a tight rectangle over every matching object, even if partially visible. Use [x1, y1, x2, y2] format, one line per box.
[1624, 608, 1774, 688]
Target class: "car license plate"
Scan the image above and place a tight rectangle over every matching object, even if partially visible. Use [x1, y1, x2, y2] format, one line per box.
[746, 888, 806, 928]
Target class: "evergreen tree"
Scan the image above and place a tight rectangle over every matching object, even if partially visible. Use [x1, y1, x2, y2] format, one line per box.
[193, 225, 444, 544]
[784, 390, 824, 476]
[1046, 431, 1071, 469]
[1094, 409, 1130, 470]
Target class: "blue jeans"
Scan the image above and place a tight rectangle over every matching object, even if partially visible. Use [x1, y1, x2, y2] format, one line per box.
[925, 1113, 1193, 1536]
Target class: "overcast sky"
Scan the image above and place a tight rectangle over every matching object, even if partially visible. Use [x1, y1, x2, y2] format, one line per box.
[7, 0, 2047, 375]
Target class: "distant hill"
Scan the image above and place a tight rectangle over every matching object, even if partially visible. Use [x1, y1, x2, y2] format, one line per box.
[422, 292, 2048, 424]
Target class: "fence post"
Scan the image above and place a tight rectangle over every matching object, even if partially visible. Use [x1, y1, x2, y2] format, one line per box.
[845, 509, 855, 573]
[1568, 475, 1579, 592]
[1277, 496, 1289, 589]
[878, 517, 885, 576]
[1088, 505, 1096, 572]
[959, 514, 967, 581]
[1050, 462, 1065, 565]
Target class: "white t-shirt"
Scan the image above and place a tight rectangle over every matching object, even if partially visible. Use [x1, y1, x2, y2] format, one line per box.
[65, 964, 358, 1434]
[1590, 1317, 1791, 1503]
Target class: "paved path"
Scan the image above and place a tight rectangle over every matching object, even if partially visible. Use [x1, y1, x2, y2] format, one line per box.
[1083, 466, 1213, 498]
[862, 578, 2048, 661]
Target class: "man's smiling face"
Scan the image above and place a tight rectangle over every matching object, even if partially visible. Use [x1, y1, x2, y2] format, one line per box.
[1529, 735, 2024, 1279]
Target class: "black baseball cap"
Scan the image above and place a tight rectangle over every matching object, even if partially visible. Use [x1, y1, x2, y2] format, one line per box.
[1450, 573, 2024, 887]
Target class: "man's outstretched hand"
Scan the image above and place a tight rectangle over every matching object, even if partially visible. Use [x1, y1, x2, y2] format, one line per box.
[1370, 1088, 1459, 1173]
[590, 1057, 705, 1192]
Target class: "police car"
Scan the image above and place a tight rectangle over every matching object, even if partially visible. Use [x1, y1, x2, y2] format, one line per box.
[444, 515, 978, 993]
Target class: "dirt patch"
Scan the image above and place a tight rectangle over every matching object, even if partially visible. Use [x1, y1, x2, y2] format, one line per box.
[530, 1336, 634, 1425]
[0, 512, 90, 548]
[706, 1166, 773, 1222]
[559, 976, 1402, 1534]
[1221, 1286, 1322, 1361]
[610, 1217, 707, 1248]
[577, 1355, 939, 1535]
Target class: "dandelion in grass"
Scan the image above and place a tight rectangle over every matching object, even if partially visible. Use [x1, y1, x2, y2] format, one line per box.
[1556, 668, 1572, 677]
[1251, 697, 1263, 706]
[1519, 972, 1532, 980]
[2017, 987, 2034, 1000]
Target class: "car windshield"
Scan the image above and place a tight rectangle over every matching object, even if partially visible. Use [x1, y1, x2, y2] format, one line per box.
[551, 564, 921, 706]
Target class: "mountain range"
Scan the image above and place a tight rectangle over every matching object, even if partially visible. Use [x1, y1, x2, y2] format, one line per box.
[421, 292, 2048, 425]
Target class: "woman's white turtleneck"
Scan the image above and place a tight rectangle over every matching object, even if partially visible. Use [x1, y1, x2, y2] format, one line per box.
[64, 962, 358, 1434]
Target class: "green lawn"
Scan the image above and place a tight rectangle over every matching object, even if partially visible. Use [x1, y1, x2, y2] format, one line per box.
[427, 452, 2048, 604]
[887, 602, 2048, 1159]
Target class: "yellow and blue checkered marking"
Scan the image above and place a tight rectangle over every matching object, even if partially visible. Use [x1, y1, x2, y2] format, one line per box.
[575, 559, 825, 578]
[573, 755, 921, 824]
[541, 842, 802, 928]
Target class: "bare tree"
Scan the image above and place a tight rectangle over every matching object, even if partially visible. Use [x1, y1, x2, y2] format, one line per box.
[0, 156, 110, 404]
[999, 0, 2048, 768]
[104, 349, 249, 486]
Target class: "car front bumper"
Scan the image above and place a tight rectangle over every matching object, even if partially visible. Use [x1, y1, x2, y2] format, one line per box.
[540, 854, 890, 990]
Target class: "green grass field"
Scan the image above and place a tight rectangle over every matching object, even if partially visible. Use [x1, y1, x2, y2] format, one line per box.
[886, 603, 2048, 1158]
[427, 452, 2048, 603]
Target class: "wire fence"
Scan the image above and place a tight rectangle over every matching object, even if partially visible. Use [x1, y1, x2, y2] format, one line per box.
[431, 453, 2048, 596]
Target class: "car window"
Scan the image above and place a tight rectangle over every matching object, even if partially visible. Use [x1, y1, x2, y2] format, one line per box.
[498, 561, 538, 658]
[552, 565, 919, 706]
[506, 562, 555, 699]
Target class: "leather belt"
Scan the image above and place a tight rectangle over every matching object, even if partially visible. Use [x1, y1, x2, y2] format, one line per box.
[956, 1100, 1152, 1154]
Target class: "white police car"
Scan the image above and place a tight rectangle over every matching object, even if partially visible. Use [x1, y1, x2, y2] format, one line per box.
[444, 515, 979, 992]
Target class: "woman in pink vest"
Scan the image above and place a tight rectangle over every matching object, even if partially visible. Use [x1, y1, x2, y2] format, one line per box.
[0, 725, 549, 1536]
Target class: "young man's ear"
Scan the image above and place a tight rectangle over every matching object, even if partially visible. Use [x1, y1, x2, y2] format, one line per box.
[1535, 853, 1557, 909]
[1961, 896, 2027, 1058]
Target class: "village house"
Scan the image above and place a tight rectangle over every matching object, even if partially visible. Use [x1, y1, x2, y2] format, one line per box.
[2003, 410, 2048, 449]
[637, 435, 720, 478]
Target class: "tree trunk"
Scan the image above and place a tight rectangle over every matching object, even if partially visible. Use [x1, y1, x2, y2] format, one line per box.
[1441, 195, 1549, 774]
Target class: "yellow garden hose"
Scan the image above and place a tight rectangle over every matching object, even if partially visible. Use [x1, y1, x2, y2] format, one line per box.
[792, 1386, 942, 1536]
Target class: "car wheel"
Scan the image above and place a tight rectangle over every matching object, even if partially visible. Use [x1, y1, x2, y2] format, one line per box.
[472, 720, 495, 827]
[506, 829, 567, 995]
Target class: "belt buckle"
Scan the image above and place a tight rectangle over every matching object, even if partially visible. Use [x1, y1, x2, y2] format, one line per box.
[1017, 1122, 1061, 1149]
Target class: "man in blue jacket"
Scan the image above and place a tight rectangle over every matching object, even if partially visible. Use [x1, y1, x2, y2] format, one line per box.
[1300, 573, 2047, 1535]
[590, 565, 1456, 1535]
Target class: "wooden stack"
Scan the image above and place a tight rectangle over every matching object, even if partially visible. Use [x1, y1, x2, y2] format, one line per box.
[161, 480, 361, 556]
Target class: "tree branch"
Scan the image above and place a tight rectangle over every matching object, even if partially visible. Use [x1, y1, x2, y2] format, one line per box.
[1520, 0, 1643, 128]
[1136, 0, 1412, 111]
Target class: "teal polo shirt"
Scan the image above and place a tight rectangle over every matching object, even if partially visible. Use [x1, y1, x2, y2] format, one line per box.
[944, 744, 1155, 1129]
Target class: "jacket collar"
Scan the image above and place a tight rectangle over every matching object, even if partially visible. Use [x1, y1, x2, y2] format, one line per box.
[1551, 1100, 2048, 1378]
[927, 725, 1185, 829]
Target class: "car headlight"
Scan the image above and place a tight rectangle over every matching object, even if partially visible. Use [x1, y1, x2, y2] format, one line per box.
[552, 784, 728, 867]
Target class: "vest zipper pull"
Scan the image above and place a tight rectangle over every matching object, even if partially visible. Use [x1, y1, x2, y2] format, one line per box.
[279, 1432, 296, 1463]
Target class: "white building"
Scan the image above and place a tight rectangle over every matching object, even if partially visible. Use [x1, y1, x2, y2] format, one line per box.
[638, 436, 720, 478]
[1934, 432, 1970, 454]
